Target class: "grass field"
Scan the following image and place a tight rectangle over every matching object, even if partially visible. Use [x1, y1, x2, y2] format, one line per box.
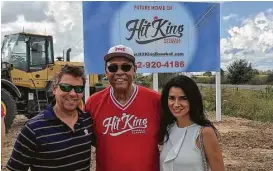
[193, 75, 270, 84]
[201, 87, 273, 123]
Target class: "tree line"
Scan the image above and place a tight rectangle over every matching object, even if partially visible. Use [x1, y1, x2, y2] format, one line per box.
[133, 59, 273, 87]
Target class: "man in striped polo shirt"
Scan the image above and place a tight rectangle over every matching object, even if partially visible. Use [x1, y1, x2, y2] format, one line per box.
[7, 65, 93, 171]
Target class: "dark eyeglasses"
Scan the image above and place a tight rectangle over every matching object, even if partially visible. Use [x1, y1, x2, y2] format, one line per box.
[58, 83, 84, 93]
[107, 64, 133, 73]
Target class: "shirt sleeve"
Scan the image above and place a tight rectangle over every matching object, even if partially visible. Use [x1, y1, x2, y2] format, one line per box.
[6, 123, 36, 171]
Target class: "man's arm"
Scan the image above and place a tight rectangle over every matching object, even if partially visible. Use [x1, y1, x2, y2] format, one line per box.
[6, 123, 36, 171]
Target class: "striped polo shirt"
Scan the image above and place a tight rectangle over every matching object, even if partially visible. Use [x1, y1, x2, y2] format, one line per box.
[6, 104, 93, 171]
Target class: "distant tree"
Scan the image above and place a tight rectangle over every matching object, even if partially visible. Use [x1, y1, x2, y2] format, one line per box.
[267, 72, 273, 84]
[135, 73, 144, 84]
[227, 59, 254, 84]
[98, 74, 106, 81]
[158, 73, 179, 88]
[266, 70, 273, 74]
[134, 73, 153, 88]
[252, 69, 260, 75]
[203, 71, 212, 77]
[135, 73, 144, 80]
[220, 68, 224, 77]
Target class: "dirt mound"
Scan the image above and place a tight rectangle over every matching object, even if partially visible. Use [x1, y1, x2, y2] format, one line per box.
[211, 114, 273, 171]
[2, 114, 273, 171]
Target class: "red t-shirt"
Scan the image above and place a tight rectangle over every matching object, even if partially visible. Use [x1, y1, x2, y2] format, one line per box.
[85, 85, 161, 171]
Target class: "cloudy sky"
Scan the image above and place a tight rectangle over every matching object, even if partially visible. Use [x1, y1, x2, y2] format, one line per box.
[220, 1, 273, 71]
[1, 1, 273, 71]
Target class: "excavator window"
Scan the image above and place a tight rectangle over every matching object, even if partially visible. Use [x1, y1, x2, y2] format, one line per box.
[1, 34, 28, 71]
[30, 41, 46, 66]
[1, 33, 54, 72]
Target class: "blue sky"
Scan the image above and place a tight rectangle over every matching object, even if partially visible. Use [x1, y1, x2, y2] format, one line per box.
[220, 1, 273, 71]
[221, 1, 273, 38]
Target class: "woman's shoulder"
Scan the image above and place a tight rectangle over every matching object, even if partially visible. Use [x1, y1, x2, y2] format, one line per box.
[200, 126, 218, 140]
[167, 123, 176, 131]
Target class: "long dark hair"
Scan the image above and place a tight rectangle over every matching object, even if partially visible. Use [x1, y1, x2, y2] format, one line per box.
[159, 75, 219, 145]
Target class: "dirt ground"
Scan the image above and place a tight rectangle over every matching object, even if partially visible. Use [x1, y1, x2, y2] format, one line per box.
[1, 114, 273, 171]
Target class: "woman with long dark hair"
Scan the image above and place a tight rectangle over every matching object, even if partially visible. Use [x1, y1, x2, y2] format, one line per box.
[159, 75, 224, 171]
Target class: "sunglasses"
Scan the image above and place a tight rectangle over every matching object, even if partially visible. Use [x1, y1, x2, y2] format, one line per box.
[107, 64, 133, 73]
[58, 83, 84, 93]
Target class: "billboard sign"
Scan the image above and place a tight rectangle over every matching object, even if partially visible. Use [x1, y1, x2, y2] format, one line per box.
[83, 2, 220, 74]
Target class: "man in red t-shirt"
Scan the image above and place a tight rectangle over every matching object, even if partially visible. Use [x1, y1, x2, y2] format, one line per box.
[85, 45, 161, 171]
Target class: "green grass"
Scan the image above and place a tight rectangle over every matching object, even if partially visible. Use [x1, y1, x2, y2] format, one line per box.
[193, 76, 215, 84]
[249, 75, 268, 85]
[193, 75, 269, 85]
[201, 88, 273, 123]
[159, 86, 273, 122]
[257, 75, 268, 78]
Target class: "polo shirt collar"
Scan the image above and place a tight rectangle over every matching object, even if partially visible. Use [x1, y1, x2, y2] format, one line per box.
[43, 103, 87, 121]
[43, 104, 57, 120]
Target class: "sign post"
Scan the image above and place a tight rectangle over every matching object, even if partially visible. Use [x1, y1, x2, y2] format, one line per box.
[216, 72, 222, 121]
[153, 73, 159, 92]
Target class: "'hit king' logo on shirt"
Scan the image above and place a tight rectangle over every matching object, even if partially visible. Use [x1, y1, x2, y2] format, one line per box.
[102, 113, 148, 136]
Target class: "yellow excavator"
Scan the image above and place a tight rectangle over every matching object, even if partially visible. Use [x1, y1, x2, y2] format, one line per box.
[1, 32, 103, 131]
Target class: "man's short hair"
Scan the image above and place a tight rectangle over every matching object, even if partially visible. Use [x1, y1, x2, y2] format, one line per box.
[52, 64, 86, 88]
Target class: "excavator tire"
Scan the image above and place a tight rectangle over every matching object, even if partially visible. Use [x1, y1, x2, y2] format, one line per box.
[1, 88, 17, 133]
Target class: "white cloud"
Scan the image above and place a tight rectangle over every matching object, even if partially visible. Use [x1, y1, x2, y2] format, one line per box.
[73, 53, 84, 62]
[223, 13, 238, 21]
[1, 1, 83, 62]
[221, 8, 273, 71]
[1, 15, 55, 36]
[266, 8, 272, 13]
[44, 1, 83, 61]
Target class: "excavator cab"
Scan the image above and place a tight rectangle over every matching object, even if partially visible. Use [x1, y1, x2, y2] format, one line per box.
[1, 32, 104, 132]
[1, 32, 54, 73]
[1, 33, 56, 126]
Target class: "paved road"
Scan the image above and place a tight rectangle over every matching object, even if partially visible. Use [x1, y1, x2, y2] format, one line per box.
[197, 84, 271, 90]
